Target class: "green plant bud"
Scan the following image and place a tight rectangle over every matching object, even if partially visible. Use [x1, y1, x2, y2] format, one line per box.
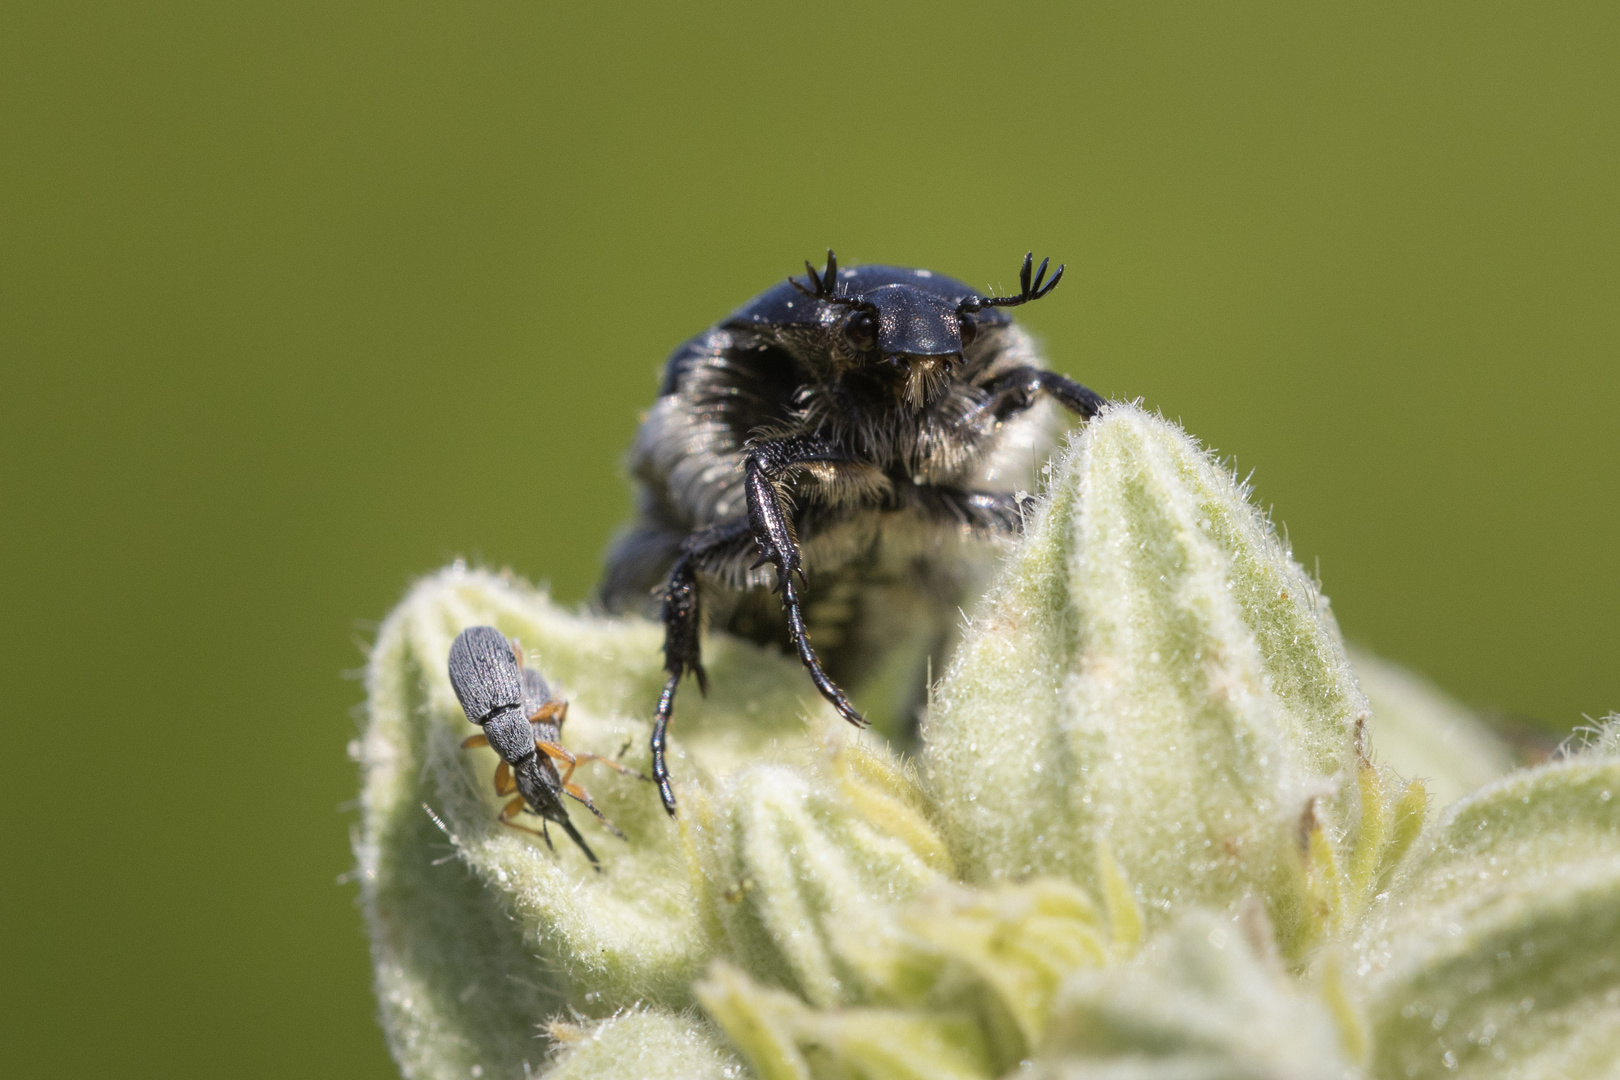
[357, 420, 1620, 1079]
[1571, 715, 1620, 758]
[356, 565, 824, 1075]
[1036, 910, 1358, 1080]
[692, 961, 813, 1080]
[695, 961, 995, 1080]
[888, 877, 1118, 1065]
[925, 405, 1368, 939]
[708, 874, 1133, 1075]
[1342, 756, 1429, 926]
[542, 1010, 741, 1080]
[685, 748, 948, 1008]
[1352, 723, 1620, 1079]
[1351, 646, 1518, 806]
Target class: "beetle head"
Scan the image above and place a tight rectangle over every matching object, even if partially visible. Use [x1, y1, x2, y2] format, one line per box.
[788, 250, 1064, 409]
[865, 285, 969, 408]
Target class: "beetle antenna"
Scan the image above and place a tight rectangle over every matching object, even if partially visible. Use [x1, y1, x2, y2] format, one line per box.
[965, 251, 1066, 311]
[788, 249, 865, 310]
[806, 258, 824, 293]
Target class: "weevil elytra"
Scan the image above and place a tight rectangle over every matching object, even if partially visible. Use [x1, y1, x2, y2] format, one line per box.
[599, 252, 1107, 814]
[446, 625, 643, 864]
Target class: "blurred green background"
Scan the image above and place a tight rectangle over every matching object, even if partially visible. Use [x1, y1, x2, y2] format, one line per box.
[2, 3, 1616, 1077]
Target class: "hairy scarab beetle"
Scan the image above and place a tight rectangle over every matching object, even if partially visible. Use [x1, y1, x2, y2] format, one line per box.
[600, 252, 1106, 814]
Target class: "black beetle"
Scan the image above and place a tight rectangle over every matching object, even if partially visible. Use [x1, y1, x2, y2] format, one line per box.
[599, 252, 1106, 814]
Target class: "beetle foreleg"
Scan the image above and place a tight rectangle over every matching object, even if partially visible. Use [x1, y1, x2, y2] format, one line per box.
[742, 438, 867, 731]
[651, 519, 754, 815]
[980, 366, 1105, 422]
[742, 436, 845, 591]
[780, 573, 866, 729]
[652, 554, 701, 815]
[651, 671, 683, 815]
[914, 487, 1036, 535]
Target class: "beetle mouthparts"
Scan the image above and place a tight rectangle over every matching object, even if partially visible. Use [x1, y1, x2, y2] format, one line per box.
[899, 354, 957, 408]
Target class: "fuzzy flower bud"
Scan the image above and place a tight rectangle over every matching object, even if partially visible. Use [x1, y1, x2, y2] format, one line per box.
[925, 404, 1369, 945]
[1037, 909, 1359, 1079]
[355, 565, 819, 1076]
[1352, 724, 1620, 1078]
[683, 746, 949, 1009]
[1351, 646, 1518, 807]
[356, 409, 1620, 1080]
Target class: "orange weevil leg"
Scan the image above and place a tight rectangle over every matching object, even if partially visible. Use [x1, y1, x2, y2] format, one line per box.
[497, 796, 554, 848]
[570, 752, 648, 781]
[461, 732, 489, 749]
[494, 760, 515, 795]
[508, 638, 524, 668]
[537, 740, 579, 785]
[529, 701, 566, 726]
[535, 733, 646, 783]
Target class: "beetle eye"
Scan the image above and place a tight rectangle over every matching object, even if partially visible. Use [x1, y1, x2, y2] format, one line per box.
[842, 311, 878, 352]
[958, 313, 978, 347]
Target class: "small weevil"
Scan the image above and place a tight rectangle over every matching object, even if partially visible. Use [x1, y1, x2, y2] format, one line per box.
[599, 251, 1106, 814]
[447, 625, 642, 864]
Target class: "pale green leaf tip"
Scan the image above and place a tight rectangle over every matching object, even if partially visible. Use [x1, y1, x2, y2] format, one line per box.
[1351, 646, 1518, 806]
[357, 409, 1620, 1079]
[544, 1010, 743, 1080]
[925, 403, 1369, 934]
[1039, 909, 1356, 1080]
